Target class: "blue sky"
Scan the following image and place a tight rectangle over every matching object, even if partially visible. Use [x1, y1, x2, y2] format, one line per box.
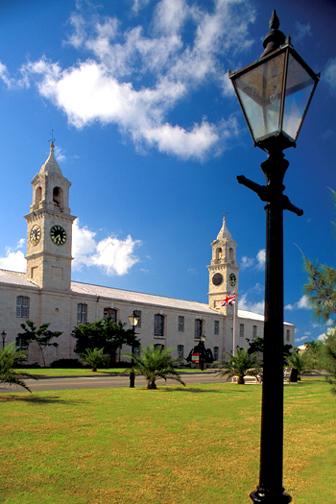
[0, 0, 335, 345]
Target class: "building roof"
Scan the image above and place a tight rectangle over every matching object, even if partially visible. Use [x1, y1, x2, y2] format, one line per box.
[0, 269, 294, 326]
[0, 269, 39, 288]
[71, 280, 218, 315]
[39, 142, 63, 176]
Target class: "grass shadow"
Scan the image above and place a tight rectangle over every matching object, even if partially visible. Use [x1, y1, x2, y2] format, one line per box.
[158, 386, 224, 393]
[0, 394, 87, 404]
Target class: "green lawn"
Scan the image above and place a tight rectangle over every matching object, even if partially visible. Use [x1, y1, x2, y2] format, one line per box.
[1, 379, 335, 504]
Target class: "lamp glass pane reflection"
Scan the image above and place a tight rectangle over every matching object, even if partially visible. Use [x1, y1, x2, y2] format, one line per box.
[234, 52, 286, 143]
[282, 52, 315, 141]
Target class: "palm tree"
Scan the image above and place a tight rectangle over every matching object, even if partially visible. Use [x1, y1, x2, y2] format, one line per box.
[79, 348, 110, 372]
[0, 343, 37, 392]
[285, 350, 310, 382]
[124, 345, 186, 389]
[217, 348, 260, 384]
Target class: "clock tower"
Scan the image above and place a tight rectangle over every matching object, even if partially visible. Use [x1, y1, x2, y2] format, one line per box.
[207, 218, 240, 314]
[24, 141, 76, 291]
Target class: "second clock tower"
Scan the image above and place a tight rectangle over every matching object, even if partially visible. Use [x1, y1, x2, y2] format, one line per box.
[207, 218, 240, 314]
[24, 142, 76, 291]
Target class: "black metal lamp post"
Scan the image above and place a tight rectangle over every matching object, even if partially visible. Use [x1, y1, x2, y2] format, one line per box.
[128, 313, 139, 388]
[229, 11, 319, 504]
[1, 330, 7, 349]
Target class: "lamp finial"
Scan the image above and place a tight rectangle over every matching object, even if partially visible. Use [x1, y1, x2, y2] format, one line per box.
[260, 10, 286, 58]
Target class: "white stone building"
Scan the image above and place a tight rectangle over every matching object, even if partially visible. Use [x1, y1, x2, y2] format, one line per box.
[0, 143, 294, 365]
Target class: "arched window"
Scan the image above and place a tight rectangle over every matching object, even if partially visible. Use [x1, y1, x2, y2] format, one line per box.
[229, 247, 234, 261]
[53, 186, 63, 207]
[215, 248, 222, 261]
[154, 343, 164, 352]
[154, 314, 164, 337]
[16, 296, 29, 318]
[36, 186, 42, 204]
[177, 345, 184, 359]
[104, 308, 117, 322]
[194, 319, 203, 339]
[213, 347, 219, 361]
[77, 303, 87, 323]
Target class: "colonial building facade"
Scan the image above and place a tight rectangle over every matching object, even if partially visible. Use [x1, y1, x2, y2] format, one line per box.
[0, 143, 294, 365]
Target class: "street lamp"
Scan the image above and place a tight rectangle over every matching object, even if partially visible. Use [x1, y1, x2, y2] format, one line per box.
[1, 330, 7, 349]
[128, 313, 139, 388]
[229, 11, 319, 504]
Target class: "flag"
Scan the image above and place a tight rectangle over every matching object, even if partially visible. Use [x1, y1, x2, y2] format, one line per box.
[221, 290, 235, 306]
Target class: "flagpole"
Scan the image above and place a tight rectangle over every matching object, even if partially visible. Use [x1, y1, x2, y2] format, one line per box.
[233, 300, 236, 356]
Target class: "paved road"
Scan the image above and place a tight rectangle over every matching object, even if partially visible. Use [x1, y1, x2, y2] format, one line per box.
[0, 372, 229, 393]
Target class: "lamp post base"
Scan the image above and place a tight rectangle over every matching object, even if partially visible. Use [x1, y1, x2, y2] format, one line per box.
[250, 487, 292, 503]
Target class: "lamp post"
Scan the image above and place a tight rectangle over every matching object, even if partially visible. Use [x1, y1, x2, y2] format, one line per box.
[128, 313, 139, 388]
[1, 330, 7, 349]
[229, 11, 319, 504]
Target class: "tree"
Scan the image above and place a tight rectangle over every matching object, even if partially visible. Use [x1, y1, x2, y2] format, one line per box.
[285, 350, 311, 382]
[303, 340, 324, 371]
[17, 321, 62, 367]
[78, 348, 110, 372]
[0, 343, 37, 392]
[72, 318, 138, 363]
[124, 345, 186, 390]
[302, 189, 336, 391]
[322, 329, 336, 394]
[303, 189, 336, 325]
[245, 336, 292, 368]
[217, 348, 260, 385]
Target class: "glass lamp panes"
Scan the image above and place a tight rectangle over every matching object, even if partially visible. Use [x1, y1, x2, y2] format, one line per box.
[233, 52, 286, 143]
[230, 44, 319, 149]
[282, 52, 316, 141]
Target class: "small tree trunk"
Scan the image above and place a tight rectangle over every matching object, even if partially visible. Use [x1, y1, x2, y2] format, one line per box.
[237, 376, 245, 384]
[147, 381, 157, 389]
[289, 368, 298, 382]
[92, 367, 97, 372]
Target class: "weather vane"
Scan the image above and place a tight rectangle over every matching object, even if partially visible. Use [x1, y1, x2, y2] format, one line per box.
[49, 129, 56, 146]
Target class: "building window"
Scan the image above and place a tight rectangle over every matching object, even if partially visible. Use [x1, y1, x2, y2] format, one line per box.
[133, 310, 141, 328]
[178, 316, 184, 332]
[15, 337, 29, 351]
[77, 303, 87, 324]
[154, 343, 164, 352]
[16, 296, 29, 318]
[104, 307, 117, 322]
[154, 314, 164, 337]
[177, 345, 184, 359]
[213, 346, 219, 361]
[134, 346, 141, 358]
[286, 329, 290, 342]
[240, 324, 244, 338]
[253, 325, 257, 339]
[214, 320, 219, 335]
[194, 319, 203, 339]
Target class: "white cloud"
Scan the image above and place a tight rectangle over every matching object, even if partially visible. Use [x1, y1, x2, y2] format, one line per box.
[13, 0, 255, 160]
[295, 336, 308, 343]
[294, 22, 312, 43]
[0, 240, 26, 273]
[72, 220, 141, 276]
[256, 249, 265, 270]
[325, 58, 336, 94]
[240, 248, 265, 270]
[317, 333, 327, 342]
[285, 295, 310, 311]
[238, 292, 264, 315]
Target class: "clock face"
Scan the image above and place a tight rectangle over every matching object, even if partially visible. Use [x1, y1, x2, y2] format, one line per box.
[212, 273, 223, 286]
[229, 273, 236, 287]
[30, 225, 41, 245]
[50, 225, 67, 245]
